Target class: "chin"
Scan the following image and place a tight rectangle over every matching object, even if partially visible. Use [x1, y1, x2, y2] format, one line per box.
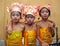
[13, 21, 19, 23]
[43, 17, 48, 19]
[28, 22, 33, 25]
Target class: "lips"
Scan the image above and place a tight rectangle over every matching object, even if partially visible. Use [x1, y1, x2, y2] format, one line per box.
[44, 16, 47, 18]
[28, 20, 32, 24]
[13, 18, 18, 22]
[43, 15, 48, 18]
[13, 18, 17, 20]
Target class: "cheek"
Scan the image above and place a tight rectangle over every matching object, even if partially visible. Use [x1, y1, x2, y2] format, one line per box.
[11, 16, 15, 19]
[40, 13, 44, 17]
[46, 13, 49, 16]
[41, 13, 45, 15]
[31, 18, 34, 21]
[26, 18, 29, 21]
[41, 13, 49, 17]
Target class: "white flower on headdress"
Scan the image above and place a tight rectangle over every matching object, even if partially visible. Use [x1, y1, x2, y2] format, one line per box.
[6, 2, 24, 13]
[23, 5, 40, 16]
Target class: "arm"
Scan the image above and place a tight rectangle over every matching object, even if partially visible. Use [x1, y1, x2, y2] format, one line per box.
[52, 22, 55, 37]
[49, 22, 55, 37]
[4, 22, 12, 46]
[4, 25, 8, 46]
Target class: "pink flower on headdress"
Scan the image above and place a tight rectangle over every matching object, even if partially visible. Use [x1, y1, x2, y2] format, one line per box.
[48, 4, 52, 10]
[23, 5, 40, 16]
[40, 4, 52, 10]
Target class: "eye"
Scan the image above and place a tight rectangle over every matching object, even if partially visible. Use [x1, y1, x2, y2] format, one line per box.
[16, 14, 20, 16]
[12, 14, 15, 16]
[26, 16, 29, 18]
[46, 11, 49, 13]
[41, 11, 44, 13]
[31, 17, 34, 18]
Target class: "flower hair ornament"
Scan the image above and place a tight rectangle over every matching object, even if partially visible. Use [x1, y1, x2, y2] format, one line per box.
[6, 2, 24, 13]
[40, 4, 52, 10]
[23, 5, 40, 16]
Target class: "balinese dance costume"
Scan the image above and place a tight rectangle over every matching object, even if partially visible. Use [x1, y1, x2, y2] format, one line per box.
[6, 3, 24, 46]
[24, 30, 36, 46]
[39, 28, 52, 44]
[6, 30, 22, 46]
[23, 5, 39, 46]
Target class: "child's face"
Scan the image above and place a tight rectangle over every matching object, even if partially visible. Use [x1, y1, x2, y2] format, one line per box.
[25, 14, 35, 24]
[40, 8, 49, 19]
[11, 11, 21, 23]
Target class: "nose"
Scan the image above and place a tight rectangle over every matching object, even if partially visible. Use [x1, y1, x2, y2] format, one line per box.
[14, 15, 17, 18]
[44, 12, 46, 15]
[27, 18, 31, 20]
[28, 18, 32, 20]
[44, 12, 46, 14]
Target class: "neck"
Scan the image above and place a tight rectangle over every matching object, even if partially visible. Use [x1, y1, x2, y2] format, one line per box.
[42, 18, 48, 22]
[12, 21, 19, 25]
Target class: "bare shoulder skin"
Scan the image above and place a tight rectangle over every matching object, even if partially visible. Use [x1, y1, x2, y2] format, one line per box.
[6, 22, 25, 34]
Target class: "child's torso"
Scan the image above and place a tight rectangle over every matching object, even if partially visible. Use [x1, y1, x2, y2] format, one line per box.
[6, 23, 24, 46]
[38, 21, 53, 44]
[24, 23, 36, 46]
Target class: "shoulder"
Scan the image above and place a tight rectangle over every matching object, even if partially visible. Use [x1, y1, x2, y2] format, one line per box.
[6, 21, 12, 32]
[48, 20, 55, 24]
[48, 20, 55, 27]
[6, 21, 12, 27]
[19, 22, 25, 28]
[35, 21, 42, 26]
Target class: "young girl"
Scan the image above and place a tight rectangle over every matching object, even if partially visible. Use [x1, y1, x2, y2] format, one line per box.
[37, 6, 55, 46]
[5, 3, 24, 46]
[23, 6, 39, 46]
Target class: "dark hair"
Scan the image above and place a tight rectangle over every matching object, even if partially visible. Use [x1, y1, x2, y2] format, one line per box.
[39, 7, 51, 16]
[25, 14, 35, 18]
